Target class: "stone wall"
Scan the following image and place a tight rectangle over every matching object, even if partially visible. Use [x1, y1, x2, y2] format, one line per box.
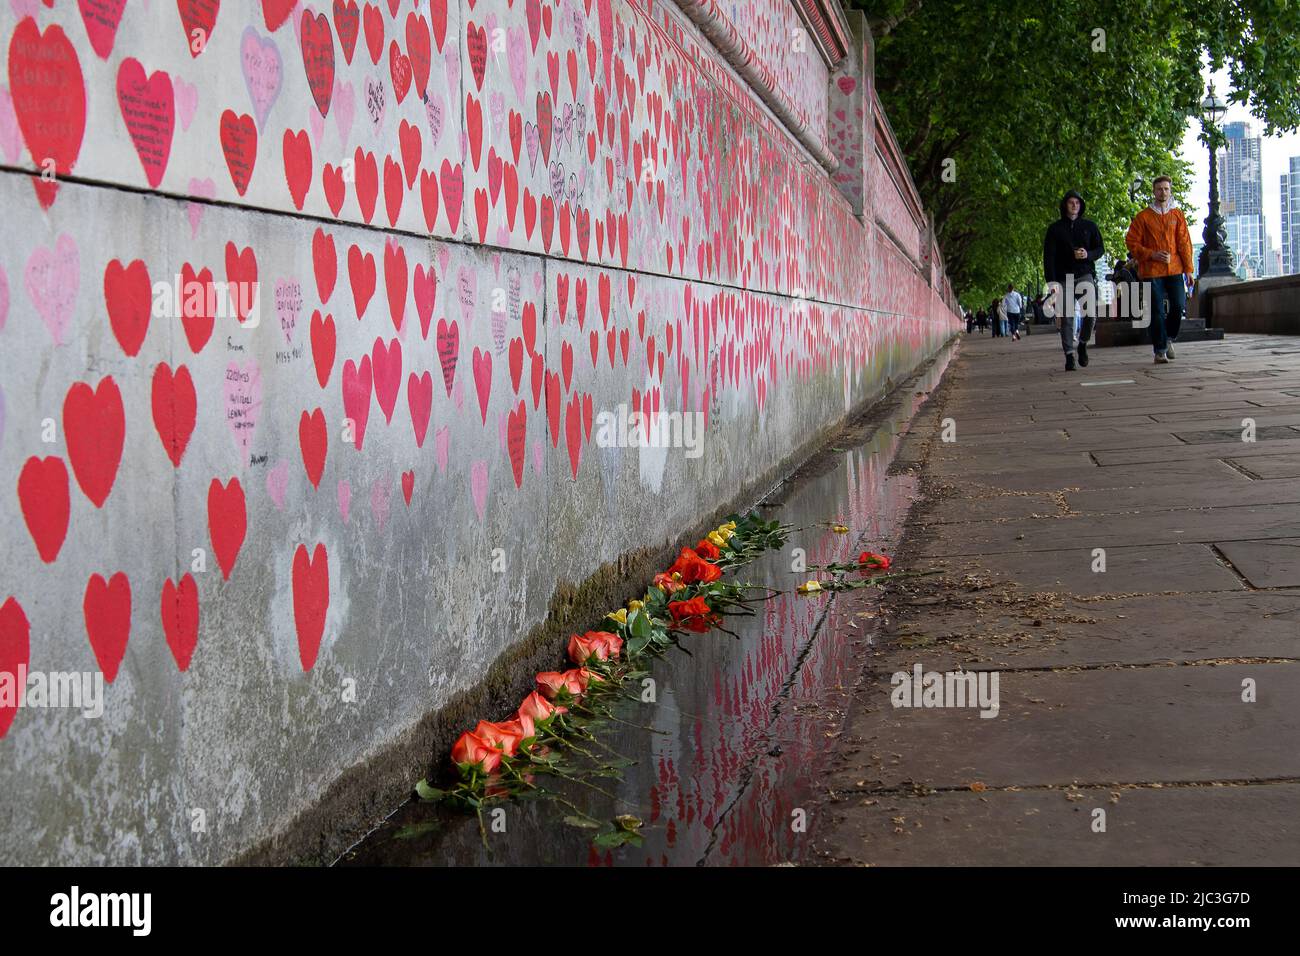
[0, 0, 959, 864]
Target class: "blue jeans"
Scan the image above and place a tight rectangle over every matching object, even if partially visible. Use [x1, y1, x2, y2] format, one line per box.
[1148, 276, 1185, 354]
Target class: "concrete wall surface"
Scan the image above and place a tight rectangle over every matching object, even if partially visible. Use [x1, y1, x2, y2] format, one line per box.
[0, 0, 959, 864]
[1201, 275, 1300, 334]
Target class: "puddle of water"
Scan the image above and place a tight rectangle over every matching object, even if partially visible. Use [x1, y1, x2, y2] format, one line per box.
[337, 342, 958, 867]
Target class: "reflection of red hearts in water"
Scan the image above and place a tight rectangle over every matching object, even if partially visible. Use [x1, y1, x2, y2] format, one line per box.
[8, 19, 87, 207]
[19, 457, 70, 563]
[292, 543, 330, 671]
[63, 376, 125, 508]
[161, 574, 199, 671]
[207, 477, 247, 580]
[0, 598, 31, 738]
[83, 571, 131, 683]
[151, 362, 197, 468]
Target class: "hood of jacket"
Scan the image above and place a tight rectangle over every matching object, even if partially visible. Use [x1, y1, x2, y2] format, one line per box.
[1059, 190, 1086, 220]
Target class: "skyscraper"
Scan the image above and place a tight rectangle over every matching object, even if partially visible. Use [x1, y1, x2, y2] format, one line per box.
[1219, 121, 1269, 277]
[1281, 156, 1300, 275]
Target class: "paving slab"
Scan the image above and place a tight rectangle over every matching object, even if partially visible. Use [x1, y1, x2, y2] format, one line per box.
[1226, 454, 1300, 479]
[1216, 538, 1300, 588]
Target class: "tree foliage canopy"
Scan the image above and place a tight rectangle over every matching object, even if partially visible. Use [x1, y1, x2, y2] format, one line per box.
[850, 0, 1300, 306]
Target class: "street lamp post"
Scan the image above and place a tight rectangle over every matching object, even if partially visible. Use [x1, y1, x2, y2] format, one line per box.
[1198, 82, 1236, 278]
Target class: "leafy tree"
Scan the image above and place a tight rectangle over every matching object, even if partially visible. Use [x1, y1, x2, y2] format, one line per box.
[850, 0, 1300, 305]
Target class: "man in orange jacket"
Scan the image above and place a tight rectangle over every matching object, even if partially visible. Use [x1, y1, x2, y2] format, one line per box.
[1125, 176, 1195, 363]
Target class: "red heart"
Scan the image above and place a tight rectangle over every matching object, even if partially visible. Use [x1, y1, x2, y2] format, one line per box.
[544, 370, 561, 447]
[503, 162, 519, 229]
[430, 0, 448, 51]
[436, 318, 459, 394]
[508, 110, 523, 164]
[465, 93, 483, 170]
[405, 11, 431, 96]
[583, 393, 593, 442]
[310, 310, 336, 387]
[312, 228, 337, 302]
[292, 543, 330, 671]
[18, 456, 70, 563]
[419, 168, 439, 230]
[333, 0, 360, 63]
[207, 477, 247, 581]
[564, 393, 582, 478]
[224, 241, 258, 324]
[466, 20, 487, 89]
[263, 0, 296, 31]
[388, 39, 412, 103]
[300, 9, 336, 116]
[507, 400, 527, 488]
[63, 376, 124, 508]
[413, 264, 436, 338]
[282, 127, 313, 209]
[353, 147, 378, 222]
[472, 347, 492, 423]
[160, 574, 199, 671]
[115, 57, 174, 188]
[297, 407, 327, 489]
[0, 598, 30, 738]
[535, 91, 553, 166]
[78, 0, 127, 58]
[103, 258, 152, 357]
[401, 469, 415, 505]
[180, 263, 215, 353]
[408, 371, 432, 447]
[219, 109, 257, 196]
[508, 337, 524, 393]
[561, 340, 574, 391]
[83, 571, 131, 683]
[362, 2, 384, 63]
[151, 362, 196, 468]
[371, 337, 403, 424]
[341, 355, 373, 449]
[530, 353, 544, 410]
[323, 163, 347, 215]
[440, 159, 463, 232]
[383, 153, 404, 225]
[398, 119, 422, 187]
[383, 238, 407, 332]
[347, 243, 376, 318]
[176, 0, 219, 57]
[474, 187, 489, 242]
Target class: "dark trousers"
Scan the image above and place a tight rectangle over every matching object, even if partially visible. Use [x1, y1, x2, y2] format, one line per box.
[1148, 275, 1185, 354]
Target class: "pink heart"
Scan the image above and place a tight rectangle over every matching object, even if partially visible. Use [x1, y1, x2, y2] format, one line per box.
[308, 107, 325, 147]
[223, 360, 263, 455]
[435, 426, 449, 473]
[187, 177, 216, 237]
[470, 460, 488, 521]
[532, 438, 544, 475]
[173, 75, 199, 131]
[24, 234, 79, 346]
[457, 266, 476, 326]
[334, 78, 355, 144]
[240, 25, 283, 130]
[370, 475, 391, 532]
[0, 265, 8, 333]
[0, 85, 23, 163]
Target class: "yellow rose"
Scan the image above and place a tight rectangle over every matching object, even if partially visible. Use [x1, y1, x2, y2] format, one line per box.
[831, 525, 849, 534]
[796, 580, 824, 594]
[606, 608, 628, 625]
[628, 600, 644, 612]
[708, 531, 727, 548]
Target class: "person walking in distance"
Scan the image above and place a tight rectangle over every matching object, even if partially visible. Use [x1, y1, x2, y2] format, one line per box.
[1003, 283, 1024, 341]
[1043, 189, 1105, 370]
[1125, 176, 1194, 364]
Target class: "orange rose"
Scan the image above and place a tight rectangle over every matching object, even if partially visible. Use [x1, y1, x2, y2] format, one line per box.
[668, 595, 720, 632]
[518, 690, 565, 723]
[859, 551, 892, 571]
[667, 547, 722, 584]
[451, 730, 503, 775]
[568, 630, 622, 664]
[474, 719, 525, 757]
[536, 668, 588, 700]
[694, 538, 722, 560]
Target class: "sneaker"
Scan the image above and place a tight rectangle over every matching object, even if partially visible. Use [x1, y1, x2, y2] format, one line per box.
[1078, 342, 1089, 367]
[1065, 353, 1076, 371]
[1154, 353, 1169, 364]
[1165, 342, 1175, 360]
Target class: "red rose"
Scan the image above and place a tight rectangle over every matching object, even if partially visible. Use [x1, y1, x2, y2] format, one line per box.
[859, 551, 892, 571]
[568, 630, 623, 663]
[519, 690, 565, 723]
[451, 730, 503, 775]
[497, 713, 536, 751]
[695, 538, 722, 560]
[668, 595, 721, 632]
[536, 669, 588, 700]
[667, 547, 722, 584]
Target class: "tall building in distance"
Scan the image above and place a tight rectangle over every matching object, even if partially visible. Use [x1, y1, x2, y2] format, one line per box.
[1219, 121, 1272, 278]
[1281, 156, 1300, 275]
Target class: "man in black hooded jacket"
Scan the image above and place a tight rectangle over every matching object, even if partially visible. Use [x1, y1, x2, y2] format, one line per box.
[1043, 189, 1105, 370]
